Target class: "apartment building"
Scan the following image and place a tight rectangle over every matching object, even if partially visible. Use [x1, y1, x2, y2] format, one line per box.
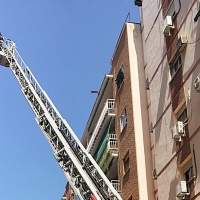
[62, 21, 154, 200]
[68, 22, 152, 200]
[140, 0, 200, 199]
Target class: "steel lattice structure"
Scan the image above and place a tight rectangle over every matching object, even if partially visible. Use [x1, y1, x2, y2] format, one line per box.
[0, 37, 122, 200]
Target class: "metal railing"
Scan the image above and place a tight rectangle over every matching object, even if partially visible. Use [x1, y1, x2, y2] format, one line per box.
[111, 180, 121, 193]
[108, 134, 117, 149]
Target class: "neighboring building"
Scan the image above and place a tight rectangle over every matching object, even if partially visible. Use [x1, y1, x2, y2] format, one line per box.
[140, 0, 200, 199]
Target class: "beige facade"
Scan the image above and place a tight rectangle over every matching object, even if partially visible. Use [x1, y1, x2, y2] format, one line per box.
[141, 0, 200, 199]
[110, 22, 154, 200]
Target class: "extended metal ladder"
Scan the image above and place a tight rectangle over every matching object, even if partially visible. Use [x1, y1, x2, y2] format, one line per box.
[0, 37, 122, 200]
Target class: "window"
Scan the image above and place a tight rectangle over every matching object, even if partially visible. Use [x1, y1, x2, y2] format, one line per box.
[128, 195, 132, 200]
[115, 66, 124, 89]
[170, 54, 182, 77]
[123, 152, 130, 174]
[164, 0, 176, 19]
[120, 109, 127, 131]
[177, 104, 187, 122]
[183, 159, 194, 183]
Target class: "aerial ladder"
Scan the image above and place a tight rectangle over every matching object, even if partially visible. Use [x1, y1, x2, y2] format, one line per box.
[0, 36, 122, 200]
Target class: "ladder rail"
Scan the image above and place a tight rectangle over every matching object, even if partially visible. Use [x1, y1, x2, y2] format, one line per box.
[0, 37, 122, 200]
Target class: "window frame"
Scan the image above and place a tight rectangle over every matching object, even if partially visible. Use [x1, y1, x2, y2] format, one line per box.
[163, 0, 176, 19]
[123, 152, 130, 175]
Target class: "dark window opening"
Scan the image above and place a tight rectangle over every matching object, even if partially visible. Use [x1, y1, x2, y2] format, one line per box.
[123, 152, 130, 174]
[115, 66, 124, 89]
[170, 54, 182, 77]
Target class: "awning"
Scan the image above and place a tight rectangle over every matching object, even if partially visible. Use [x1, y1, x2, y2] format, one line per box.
[94, 119, 112, 162]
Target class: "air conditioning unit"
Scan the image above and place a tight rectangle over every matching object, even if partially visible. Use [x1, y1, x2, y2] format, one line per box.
[194, 74, 200, 92]
[152, 168, 157, 179]
[176, 181, 188, 198]
[176, 35, 188, 52]
[172, 121, 185, 140]
[163, 15, 174, 36]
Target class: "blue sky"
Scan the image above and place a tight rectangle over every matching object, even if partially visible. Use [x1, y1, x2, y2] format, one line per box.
[0, 1, 140, 199]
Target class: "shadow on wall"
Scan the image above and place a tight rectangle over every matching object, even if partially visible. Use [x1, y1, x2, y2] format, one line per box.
[168, 175, 178, 200]
[189, 6, 200, 189]
[154, 60, 172, 145]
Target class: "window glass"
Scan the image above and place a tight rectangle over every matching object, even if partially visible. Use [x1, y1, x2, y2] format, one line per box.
[183, 159, 193, 183]
[123, 153, 130, 174]
[177, 104, 187, 122]
[164, 0, 176, 19]
[120, 109, 127, 131]
[170, 54, 182, 77]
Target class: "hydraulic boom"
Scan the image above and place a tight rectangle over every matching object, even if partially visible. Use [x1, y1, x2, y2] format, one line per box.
[0, 36, 122, 200]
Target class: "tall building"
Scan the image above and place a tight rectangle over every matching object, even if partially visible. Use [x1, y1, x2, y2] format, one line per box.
[62, 21, 154, 200]
[140, 0, 200, 199]
[81, 22, 154, 200]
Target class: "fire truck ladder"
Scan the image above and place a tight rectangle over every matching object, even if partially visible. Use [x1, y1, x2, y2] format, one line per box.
[0, 37, 122, 200]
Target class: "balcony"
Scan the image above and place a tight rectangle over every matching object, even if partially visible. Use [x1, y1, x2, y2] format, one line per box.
[95, 134, 118, 163]
[87, 99, 115, 153]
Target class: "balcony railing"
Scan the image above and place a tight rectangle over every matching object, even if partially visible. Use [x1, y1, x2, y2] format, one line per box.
[111, 180, 121, 193]
[87, 99, 115, 152]
[108, 134, 117, 149]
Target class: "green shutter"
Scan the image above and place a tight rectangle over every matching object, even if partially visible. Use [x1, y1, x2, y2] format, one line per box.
[94, 120, 112, 162]
[115, 65, 124, 88]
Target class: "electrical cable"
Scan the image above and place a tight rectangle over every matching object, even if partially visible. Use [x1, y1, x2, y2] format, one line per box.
[187, 37, 200, 44]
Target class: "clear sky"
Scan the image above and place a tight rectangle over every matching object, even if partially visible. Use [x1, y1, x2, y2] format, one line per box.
[0, 1, 140, 199]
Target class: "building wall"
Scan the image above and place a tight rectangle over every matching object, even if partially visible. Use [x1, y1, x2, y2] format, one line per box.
[111, 23, 139, 200]
[141, 0, 200, 199]
[110, 22, 154, 200]
[62, 183, 75, 200]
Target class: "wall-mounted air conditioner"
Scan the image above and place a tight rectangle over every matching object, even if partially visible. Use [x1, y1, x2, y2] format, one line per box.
[194, 74, 200, 92]
[176, 35, 188, 52]
[163, 15, 174, 36]
[172, 121, 185, 140]
[176, 181, 189, 198]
